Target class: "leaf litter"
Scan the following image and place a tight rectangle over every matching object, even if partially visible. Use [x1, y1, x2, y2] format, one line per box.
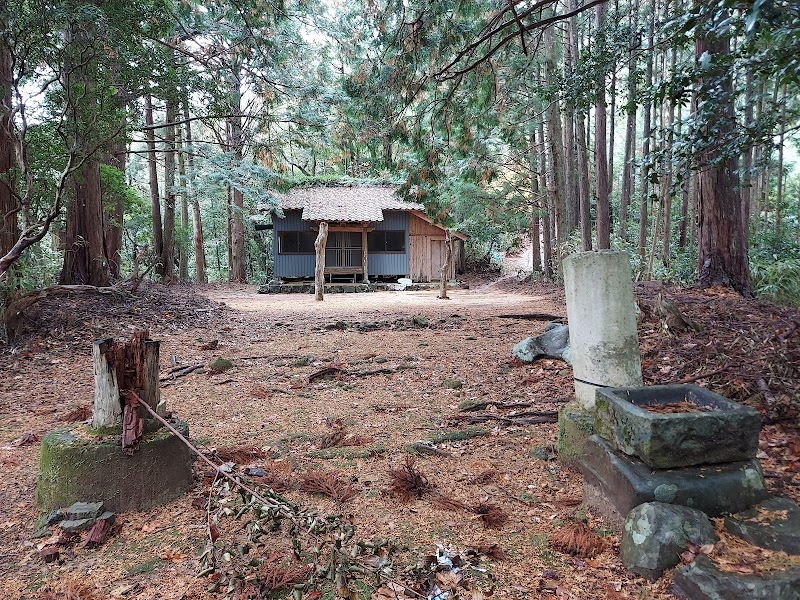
[0, 281, 796, 599]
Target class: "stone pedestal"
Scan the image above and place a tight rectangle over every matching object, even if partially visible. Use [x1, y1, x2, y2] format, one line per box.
[557, 401, 595, 465]
[579, 435, 769, 526]
[578, 381, 768, 531]
[36, 421, 194, 513]
[674, 556, 800, 599]
[563, 251, 643, 410]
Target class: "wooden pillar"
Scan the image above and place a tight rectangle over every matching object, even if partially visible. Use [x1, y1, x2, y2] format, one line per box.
[361, 225, 369, 283]
[314, 222, 328, 301]
[142, 340, 163, 416]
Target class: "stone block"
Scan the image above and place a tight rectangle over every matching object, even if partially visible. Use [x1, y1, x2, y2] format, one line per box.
[725, 497, 800, 555]
[557, 402, 595, 465]
[64, 501, 104, 520]
[674, 555, 800, 599]
[594, 384, 761, 468]
[621, 502, 718, 580]
[59, 518, 93, 532]
[36, 420, 194, 513]
[578, 435, 769, 520]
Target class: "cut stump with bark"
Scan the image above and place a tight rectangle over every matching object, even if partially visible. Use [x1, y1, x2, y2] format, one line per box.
[92, 330, 162, 453]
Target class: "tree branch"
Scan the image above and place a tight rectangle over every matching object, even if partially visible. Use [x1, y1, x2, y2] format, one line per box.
[435, 0, 608, 81]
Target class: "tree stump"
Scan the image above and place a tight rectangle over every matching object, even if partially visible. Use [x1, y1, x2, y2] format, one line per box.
[92, 331, 162, 453]
[36, 330, 194, 513]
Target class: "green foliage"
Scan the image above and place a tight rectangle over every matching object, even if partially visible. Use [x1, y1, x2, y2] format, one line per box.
[751, 257, 800, 306]
[100, 165, 142, 219]
[750, 232, 800, 305]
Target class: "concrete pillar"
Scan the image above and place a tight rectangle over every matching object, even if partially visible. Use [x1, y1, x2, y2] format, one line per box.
[563, 251, 642, 409]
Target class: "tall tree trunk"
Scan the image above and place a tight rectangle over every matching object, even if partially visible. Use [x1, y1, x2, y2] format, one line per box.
[183, 102, 206, 283]
[619, 0, 639, 242]
[741, 68, 754, 234]
[177, 117, 189, 281]
[760, 81, 780, 232]
[161, 98, 176, 283]
[538, 119, 554, 281]
[607, 0, 620, 200]
[660, 44, 676, 267]
[104, 135, 126, 279]
[59, 19, 110, 287]
[227, 72, 246, 283]
[529, 129, 543, 273]
[646, 46, 665, 280]
[144, 94, 163, 276]
[226, 186, 233, 276]
[638, 0, 656, 260]
[695, 19, 750, 294]
[60, 161, 111, 286]
[569, 0, 592, 251]
[562, 10, 579, 244]
[677, 102, 690, 248]
[0, 32, 16, 266]
[595, 0, 610, 249]
[751, 79, 766, 235]
[775, 84, 787, 238]
[543, 29, 569, 258]
[576, 111, 593, 251]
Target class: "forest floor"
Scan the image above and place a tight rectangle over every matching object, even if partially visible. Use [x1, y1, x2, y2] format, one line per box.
[0, 275, 798, 599]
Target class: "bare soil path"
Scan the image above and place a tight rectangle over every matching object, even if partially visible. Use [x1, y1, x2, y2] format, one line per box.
[0, 281, 797, 599]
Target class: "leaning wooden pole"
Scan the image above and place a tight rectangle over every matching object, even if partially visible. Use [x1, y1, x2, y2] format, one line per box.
[438, 230, 453, 300]
[314, 222, 328, 301]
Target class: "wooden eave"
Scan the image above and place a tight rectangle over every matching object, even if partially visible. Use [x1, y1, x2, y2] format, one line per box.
[409, 210, 468, 240]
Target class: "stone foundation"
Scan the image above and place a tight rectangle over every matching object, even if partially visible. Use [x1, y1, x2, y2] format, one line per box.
[579, 435, 769, 523]
[36, 420, 194, 513]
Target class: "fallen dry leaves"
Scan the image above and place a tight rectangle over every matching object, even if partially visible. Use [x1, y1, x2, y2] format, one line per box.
[0, 280, 796, 600]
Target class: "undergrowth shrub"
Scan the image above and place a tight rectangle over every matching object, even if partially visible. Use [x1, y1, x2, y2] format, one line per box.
[751, 257, 800, 306]
[750, 232, 800, 306]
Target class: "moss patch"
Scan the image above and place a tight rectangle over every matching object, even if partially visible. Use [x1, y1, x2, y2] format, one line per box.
[428, 427, 489, 444]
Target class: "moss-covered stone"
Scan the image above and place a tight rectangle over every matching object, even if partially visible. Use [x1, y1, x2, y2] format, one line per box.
[36, 420, 194, 513]
[557, 402, 595, 464]
[307, 445, 387, 459]
[208, 357, 233, 371]
[428, 427, 489, 444]
[594, 385, 761, 469]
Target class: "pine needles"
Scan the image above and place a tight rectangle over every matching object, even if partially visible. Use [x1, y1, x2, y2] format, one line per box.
[549, 521, 606, 558]
[433, 495, 509, 529]
[299, 470, 357, 503]
[387, 457, 432, 501]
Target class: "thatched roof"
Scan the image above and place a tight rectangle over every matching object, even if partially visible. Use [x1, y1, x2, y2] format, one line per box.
[278, 186, 423, 222]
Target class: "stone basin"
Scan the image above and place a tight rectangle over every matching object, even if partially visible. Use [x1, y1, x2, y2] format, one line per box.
[594, 384, 761, 469]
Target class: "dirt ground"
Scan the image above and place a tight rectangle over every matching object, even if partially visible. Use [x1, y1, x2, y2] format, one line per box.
[0, 280, 798, 599]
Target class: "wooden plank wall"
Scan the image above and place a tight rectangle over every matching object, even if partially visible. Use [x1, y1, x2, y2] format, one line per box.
[408, 213, 456, 282]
